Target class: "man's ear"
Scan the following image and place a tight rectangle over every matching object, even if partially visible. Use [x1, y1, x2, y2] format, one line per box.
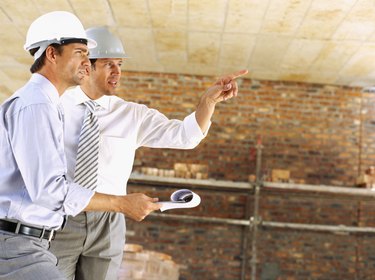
[45, 45, 58, 63]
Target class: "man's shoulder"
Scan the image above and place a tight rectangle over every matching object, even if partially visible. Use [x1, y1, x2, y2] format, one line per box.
[110, 96, 147, 111]
[1, 82, 51, 117]
[61, 86, 79, 101]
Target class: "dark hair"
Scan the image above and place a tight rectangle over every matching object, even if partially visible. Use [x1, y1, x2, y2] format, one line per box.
[90, 59, 97, 69]
[29, 43, 64, 73]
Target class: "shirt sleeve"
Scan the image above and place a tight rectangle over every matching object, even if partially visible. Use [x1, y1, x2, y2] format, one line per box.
[136, 107, 211, 149]
[184, 111, 211, 140]
[7, 103, 94, 216]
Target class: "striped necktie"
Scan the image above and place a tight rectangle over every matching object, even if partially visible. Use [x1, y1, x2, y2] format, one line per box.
[74, 100, 100, 190]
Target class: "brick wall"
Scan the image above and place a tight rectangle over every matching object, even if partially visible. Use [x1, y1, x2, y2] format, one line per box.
[118, 71, 375, 279]
[117, 71, 371, 186]
[126, 184, 247, 279]
[126, 183, 375, 280]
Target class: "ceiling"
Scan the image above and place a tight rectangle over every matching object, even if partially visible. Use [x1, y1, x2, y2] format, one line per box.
[1, 0, 375, 101]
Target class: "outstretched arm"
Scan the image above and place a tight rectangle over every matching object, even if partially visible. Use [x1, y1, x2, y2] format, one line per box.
[195, 69, 248, 132]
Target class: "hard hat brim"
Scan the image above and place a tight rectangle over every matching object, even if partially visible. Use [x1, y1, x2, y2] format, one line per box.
[87, 38, 97, 49]
[89, 53, 130, 59]
[24, 37, 97, 51]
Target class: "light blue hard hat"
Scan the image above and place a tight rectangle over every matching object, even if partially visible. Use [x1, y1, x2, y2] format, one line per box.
[85, 26, 128, 59]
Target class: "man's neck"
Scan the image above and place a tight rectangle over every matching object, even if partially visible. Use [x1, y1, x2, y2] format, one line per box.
[81, 84, 103, 100]
[37, 69, 68, 96]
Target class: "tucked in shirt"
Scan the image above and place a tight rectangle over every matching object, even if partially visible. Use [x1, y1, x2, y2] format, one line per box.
[0, 74, 94, 229]
[62, 86, 209, 195]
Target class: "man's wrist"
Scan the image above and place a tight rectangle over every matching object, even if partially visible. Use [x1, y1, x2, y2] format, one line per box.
[197, 95, 216, 115]
[109, 195, 123, 212]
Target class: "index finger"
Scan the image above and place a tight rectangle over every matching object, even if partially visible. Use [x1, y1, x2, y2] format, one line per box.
[226, 69, 248, 80]
[219, 69, 248, 85]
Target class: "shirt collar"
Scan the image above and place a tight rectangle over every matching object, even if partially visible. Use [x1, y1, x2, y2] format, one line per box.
[30, 73, 60, 106]
[73, 86, 110, 110]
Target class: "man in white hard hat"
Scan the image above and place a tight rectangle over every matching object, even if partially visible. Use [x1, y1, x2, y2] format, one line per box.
[0, 12, 161, 279]
[49, 26, 248, 280]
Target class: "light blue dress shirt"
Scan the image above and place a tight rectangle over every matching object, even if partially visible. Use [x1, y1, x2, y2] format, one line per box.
[0, 74, 94, 229]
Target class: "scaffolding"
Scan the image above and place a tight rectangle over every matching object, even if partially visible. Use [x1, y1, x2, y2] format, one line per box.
[129, 141, 375, 279]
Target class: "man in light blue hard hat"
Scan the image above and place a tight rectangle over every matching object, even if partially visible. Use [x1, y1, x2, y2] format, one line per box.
[50, 26, 247, 280]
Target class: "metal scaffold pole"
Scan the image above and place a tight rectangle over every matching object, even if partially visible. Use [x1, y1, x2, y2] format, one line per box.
[250, 136, 263, 280]
[240, 143, 257, 280]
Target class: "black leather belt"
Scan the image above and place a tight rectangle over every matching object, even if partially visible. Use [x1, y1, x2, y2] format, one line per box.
[0, 219, 55, 242]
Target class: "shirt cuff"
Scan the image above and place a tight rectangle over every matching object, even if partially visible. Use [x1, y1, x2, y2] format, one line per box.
[183, 112, 211, 143]
[62, 183, 95, 216]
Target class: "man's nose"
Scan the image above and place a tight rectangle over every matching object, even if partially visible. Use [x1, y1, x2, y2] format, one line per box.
[113, 65, 121, 75]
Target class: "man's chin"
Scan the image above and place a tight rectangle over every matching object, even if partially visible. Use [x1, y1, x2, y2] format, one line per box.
[75, 75, 87, 85]
[68, 78, 83, 88]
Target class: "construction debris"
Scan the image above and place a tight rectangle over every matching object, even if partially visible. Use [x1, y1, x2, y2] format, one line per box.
[139, 163, 209, 180]
[174, 163, 208, 179]
[118, 244, 180, 280]
[356, 166, 375, 189]
[271, 169, 290, 183]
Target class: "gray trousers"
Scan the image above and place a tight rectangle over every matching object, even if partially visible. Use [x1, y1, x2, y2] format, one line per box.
[0, 230, 66, 280]
[50, 212, 125, 280]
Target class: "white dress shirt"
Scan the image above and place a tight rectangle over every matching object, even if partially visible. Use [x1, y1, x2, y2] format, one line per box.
[0, 74, 94, 229]
[62, 86, 208, 195]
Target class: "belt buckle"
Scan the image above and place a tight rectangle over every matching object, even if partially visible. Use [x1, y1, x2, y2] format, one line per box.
[39, 227, 54, 242]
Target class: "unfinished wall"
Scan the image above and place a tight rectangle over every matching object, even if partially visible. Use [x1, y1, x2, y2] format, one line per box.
[126, 182, 375, 280]
[118, 71, 375, 279]
[118, 71, 371, 186]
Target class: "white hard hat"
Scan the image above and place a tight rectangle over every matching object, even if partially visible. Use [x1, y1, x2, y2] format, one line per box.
[85, 27, 128, 59]
[24, 11, 97, 60]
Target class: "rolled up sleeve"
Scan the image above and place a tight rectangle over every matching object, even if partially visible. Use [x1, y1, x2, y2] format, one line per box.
[62, 182, 94, 216]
